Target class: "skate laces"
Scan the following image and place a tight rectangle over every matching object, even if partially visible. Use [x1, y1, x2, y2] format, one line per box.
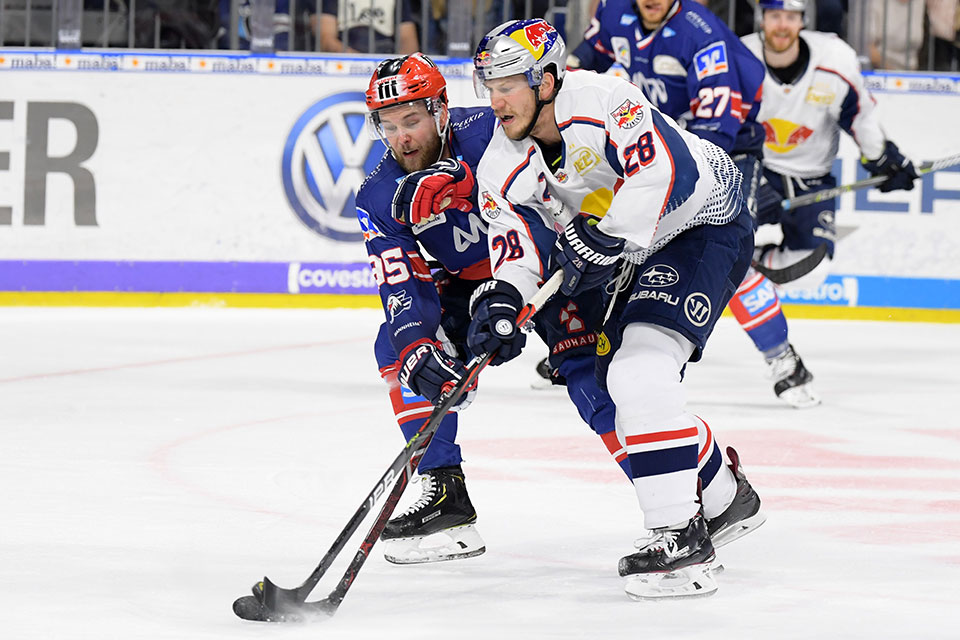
[638, 528, 682, 558]
[398, 473, 439, 517]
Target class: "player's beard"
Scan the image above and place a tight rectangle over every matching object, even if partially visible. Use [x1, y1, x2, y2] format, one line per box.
[764, 26, 799, 54]
[498, 106, 536, 141]
[393, 132, 443, 173]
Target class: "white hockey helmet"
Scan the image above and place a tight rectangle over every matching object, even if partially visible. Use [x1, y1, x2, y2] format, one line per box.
[757, 0, 806, 11]
[473, 19, 567, 98]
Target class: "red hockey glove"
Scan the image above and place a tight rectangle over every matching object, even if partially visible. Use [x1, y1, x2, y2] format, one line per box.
[391, 158, 475, 226]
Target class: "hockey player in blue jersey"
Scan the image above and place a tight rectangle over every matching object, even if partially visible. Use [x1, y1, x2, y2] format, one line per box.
[358, 53, 618, 565]
[569, 0, 821, 408]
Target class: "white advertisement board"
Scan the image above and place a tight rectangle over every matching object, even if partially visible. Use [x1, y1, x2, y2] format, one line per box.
[0, 51, 958, 314]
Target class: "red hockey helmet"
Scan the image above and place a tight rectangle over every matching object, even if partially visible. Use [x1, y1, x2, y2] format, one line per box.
[365, 53, 448, 140]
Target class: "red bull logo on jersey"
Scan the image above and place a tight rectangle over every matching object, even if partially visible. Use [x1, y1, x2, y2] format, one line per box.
[480, 191, 501, 218]
[693, 41, 728, 80]
[508, 20, 556, 57]
[610, 99, 645, 129]
[763, 118, 814, 153]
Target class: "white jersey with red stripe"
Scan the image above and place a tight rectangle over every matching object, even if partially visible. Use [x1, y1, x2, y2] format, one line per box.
[740, 30, 886, 178]
[476, 70, 743, 302]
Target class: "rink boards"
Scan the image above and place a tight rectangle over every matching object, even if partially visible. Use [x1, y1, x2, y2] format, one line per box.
[0, 50, 958, 321]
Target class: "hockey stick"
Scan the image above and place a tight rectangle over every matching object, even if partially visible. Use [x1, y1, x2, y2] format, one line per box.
[232, 270, 564, 623]
[750, 243, 828, 286]
[781, 153, 960, 211]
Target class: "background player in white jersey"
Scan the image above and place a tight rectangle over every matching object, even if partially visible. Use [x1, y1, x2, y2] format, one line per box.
[469, 18, 765, 600]
[742, 0, 919, 292]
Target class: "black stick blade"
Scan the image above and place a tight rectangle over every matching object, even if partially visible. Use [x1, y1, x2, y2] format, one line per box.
[232, 594, 338, 623]
[752, 244, 828, 285]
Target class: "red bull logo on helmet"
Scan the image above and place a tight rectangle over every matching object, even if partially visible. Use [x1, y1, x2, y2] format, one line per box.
[508, 20, 556, 58]
[475, 50, 492, 67]
[610, 99, 645, 129]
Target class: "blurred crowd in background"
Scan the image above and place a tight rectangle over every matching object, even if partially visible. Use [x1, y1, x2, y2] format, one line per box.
[1, 0, 958, 71]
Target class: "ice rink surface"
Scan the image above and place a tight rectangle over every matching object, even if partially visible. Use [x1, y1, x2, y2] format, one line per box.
[3, 307, 959, 639]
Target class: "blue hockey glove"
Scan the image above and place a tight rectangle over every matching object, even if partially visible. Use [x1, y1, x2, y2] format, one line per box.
[398, 340, 476, 409]
[467, 280, 527, 366]
[550, 215, 624, 297]
[862, 140, 920, 193]
[392, 158, 475, 226]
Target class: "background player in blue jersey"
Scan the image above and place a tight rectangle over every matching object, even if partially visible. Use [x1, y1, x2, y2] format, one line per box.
[358, 53, 618, 565]
[569, 0, 821, 408]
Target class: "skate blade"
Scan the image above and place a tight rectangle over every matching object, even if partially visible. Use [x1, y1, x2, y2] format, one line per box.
[711, 511, 767, 549]
[778, 384, 821, 409]
[384, 524, 486, 565]
[624, 563, 718, 601]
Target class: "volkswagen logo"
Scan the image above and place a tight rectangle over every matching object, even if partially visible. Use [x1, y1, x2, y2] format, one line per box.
[282, 92, 386, 241]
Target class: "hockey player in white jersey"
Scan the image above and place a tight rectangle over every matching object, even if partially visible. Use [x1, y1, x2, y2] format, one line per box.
[742, 1, 919, 290]
[468, 18, 765, 600]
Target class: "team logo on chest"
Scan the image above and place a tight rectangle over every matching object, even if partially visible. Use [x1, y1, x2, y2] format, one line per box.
[805, 84, 836, 106]
[610, 99, 645, 129]
[763, 118, 814, 153]
[572, 147, 601, 175]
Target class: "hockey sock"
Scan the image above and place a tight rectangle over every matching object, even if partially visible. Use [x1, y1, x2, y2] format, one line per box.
[729, 270, 789, 354]
[606, 324, 701, 529]
[558, 355, 629, 477]
[695, 416, 737, 519]
[381, 364, 462, 472]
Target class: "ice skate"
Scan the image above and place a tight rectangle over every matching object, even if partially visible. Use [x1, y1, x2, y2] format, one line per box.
[619, 510, 718, 600]
[766, 343, 820, 408]
[707, 447, 766, 548]
[381, 465, 486, 565]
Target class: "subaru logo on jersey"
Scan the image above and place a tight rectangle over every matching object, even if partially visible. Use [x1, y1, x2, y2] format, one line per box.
[684, 292, 712, 327]
[386, 290, 413, 321]
[610, 99, 645, 129]
[693, 41, 728, 80]
[619, 13, 637, 25]
[639, 264, 680, 287]
[282, 92, 384, 242]
[663, 26, 676, 37]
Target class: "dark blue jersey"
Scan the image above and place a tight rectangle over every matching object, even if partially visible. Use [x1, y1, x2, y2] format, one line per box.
[357, 106, 498, 359]
[572, 0, 765, 154]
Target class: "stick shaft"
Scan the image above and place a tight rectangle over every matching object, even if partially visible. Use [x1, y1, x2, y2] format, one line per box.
[780, 153, 960, 211]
